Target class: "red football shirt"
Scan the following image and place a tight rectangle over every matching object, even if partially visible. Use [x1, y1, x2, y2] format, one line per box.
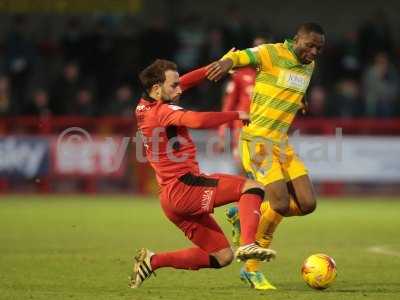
[135, 67, 240, 186]
[218, 67, 256, 139]
[223, 67, 256, 112]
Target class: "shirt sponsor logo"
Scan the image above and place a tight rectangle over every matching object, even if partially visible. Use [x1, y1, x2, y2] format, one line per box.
[277, 70, 310, 92]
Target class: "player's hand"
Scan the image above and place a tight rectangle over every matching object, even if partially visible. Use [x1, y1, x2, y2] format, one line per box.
[237, 111, 250, 126]
[206, 59, 233, 82]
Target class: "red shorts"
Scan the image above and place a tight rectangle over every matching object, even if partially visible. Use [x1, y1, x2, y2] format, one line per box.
[160, 172, 246, 253]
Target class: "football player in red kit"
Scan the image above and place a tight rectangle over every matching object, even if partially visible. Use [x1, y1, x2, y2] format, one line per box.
[130, 59, 276, 288]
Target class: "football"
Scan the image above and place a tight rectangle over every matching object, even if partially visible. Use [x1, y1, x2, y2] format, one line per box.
[301, 253, 337, 289]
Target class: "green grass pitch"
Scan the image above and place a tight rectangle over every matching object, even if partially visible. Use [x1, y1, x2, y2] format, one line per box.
[0, 196, 399, 300]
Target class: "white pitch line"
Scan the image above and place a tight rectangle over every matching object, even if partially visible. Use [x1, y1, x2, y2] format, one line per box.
[367, 245, 400, 258]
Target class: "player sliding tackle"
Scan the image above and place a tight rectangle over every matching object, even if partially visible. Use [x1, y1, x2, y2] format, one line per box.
[207, 23, 326, 290]
[130, 59, 276, 288]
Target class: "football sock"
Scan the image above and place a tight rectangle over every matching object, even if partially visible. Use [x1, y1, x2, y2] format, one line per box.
[151, 247, 211, 271]
[239, 188, 264, 245]
[245, 201, 282, 272]
[245, 199, 303, 272]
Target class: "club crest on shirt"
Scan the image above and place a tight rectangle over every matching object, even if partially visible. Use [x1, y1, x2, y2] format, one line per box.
[276, 70, 310, 93]
[136, 104, 151, 112]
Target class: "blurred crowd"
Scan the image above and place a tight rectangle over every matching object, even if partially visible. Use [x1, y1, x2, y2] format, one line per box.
[0, 9, 399, 119]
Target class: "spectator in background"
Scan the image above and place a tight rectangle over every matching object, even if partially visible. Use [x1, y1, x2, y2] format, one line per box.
[114, 17, 142, 89]
[4, 15, 38, 107]
[199, 26, 225, 64]
[328, 79, 363, 118]
[174, 13, 205, 72]
[363, 52, 399, 117]
[74, 86, 95, 117]
[61, 17, 84, 63]
[307, 85, 327, 117]
[24, 88, 51, 117]
[106, 84, 134, 117]
[334, 31, 361, 79]
[137, 17, 177, 70]
[81, 19, 115, 104]
[359, 10, 394, 64]
[0, 13, 399, 119]
[50, 61, 81, 115]
[222, 5, 253, 50]
[0, 75, 15, 116]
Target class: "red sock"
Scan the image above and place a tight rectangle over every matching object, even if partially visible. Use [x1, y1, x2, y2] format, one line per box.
[239, 193, 262, 245]
[151, 247, 211, 271]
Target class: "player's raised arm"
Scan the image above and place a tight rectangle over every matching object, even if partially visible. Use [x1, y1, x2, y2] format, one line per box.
[158, 104, 249, 129]
[207, 47, 262, 81]
[179, 66, 208, 92]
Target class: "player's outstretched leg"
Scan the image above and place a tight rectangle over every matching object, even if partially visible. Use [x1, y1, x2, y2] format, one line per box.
[129, 248, 156, 288]
[129, 212, 236, 288]
[129, 246, 227, 288]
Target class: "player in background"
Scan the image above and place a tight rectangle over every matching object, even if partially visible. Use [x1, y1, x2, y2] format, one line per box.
[130, 59, 276, 289]
[217, 37, 267, 247]
[218, 36, 267, 162]
[207, 23, 326, 290]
